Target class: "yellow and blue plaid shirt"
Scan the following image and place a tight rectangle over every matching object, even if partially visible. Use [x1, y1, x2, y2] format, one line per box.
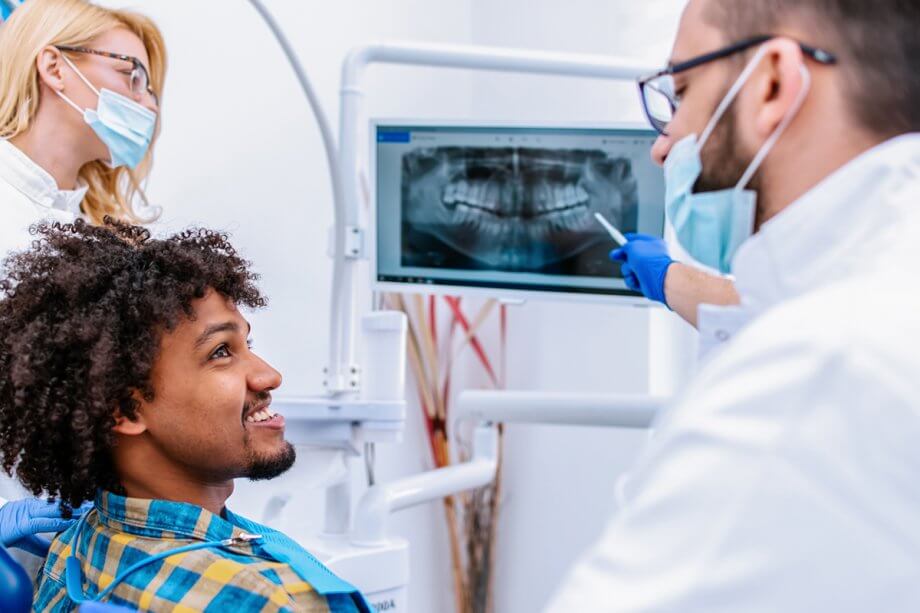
[33, 491, 367, 612]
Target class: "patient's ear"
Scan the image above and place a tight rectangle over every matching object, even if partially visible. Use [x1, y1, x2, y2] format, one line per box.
[111, 396, 148, 436]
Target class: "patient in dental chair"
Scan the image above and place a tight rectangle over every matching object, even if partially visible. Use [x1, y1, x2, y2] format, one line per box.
[0, 220, 369, 612]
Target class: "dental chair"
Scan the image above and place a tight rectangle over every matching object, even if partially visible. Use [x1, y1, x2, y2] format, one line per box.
[0, 543, 133, 613]
[0, 543, 30, 613]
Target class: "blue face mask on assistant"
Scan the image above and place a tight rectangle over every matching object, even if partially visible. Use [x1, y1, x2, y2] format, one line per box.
[56, 55, 157, 170]
[665, 45, 811, 274]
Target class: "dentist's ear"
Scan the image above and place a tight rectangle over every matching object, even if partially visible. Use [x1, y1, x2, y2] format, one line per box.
[754, 38, 808, 138]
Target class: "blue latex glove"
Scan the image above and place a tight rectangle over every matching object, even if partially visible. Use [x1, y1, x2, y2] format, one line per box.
[609, 233, 675, 306]
[0, 498, 91, 557]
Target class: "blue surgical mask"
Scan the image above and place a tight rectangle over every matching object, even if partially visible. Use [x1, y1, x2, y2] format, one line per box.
[56, 55, 157, 170]
[665, 46, 811, 273]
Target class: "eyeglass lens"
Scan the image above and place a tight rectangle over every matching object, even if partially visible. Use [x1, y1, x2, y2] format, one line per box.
[643, 75, 676, 129]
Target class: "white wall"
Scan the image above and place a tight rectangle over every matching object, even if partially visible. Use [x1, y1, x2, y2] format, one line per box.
[99, 1, 690, 612]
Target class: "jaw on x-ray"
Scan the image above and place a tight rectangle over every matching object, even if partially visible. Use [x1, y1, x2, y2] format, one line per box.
[401, 146, 638, 275]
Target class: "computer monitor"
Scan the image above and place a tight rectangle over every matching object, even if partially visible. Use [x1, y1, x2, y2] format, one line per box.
[371, 120, 665, 303]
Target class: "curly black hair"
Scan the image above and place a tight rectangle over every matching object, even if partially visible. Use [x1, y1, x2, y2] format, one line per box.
[0, 219, 266, 512]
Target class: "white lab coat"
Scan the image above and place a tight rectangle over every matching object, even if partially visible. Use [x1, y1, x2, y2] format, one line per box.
[0, 138, 81, 573]
[547, 133, 920, 612]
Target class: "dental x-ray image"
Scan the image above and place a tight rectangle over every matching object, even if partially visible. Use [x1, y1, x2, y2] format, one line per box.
[401, 146, 638, 275]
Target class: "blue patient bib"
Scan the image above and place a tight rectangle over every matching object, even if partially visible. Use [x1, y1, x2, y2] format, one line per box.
[227, 511, 374, 613]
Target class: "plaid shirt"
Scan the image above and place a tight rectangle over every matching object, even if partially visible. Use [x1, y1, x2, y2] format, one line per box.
[33, 491, 366, 612]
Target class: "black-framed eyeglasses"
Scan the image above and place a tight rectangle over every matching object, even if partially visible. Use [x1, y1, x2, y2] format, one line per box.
[637, 35, 836, 136]
[56, 45, 158, 106]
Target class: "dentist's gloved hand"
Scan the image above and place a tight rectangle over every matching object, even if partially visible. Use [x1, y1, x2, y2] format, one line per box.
[0, 498, 91, 557]
[610, 233, 675, 306]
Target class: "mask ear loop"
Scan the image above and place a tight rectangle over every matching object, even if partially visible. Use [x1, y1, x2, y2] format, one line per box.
[53, 53, 101, 116]
[735, 63, 811, 191]
[54, 88, 85, 116]
[698, 44, 771, 151]
[60, 54, 101, 96]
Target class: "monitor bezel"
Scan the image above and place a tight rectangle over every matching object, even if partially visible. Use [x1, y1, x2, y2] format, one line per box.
[369, 118, 664, 307]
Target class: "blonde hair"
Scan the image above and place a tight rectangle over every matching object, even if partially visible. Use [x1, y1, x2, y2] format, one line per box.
[0, 0, 166, 224]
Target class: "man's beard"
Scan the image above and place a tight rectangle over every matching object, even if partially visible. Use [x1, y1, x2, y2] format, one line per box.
[693, 107, 758, 194]
[244, 438, 297, 481]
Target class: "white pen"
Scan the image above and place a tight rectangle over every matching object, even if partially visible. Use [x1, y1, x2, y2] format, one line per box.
[593, 212, 628, 247]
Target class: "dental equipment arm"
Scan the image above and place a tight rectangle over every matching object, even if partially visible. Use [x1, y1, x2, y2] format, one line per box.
[455, 390, 663, 428]
[351, 425, 499, 546]
[350, 391, 668, 546]
[245, 0, 353, 394]
[336, 43, 658, 394]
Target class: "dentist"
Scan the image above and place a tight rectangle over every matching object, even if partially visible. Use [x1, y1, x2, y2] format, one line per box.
[551, 0, 920, 610]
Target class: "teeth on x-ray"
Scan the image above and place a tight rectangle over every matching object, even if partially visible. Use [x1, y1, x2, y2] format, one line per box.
[401, 146, 639, 271]
[443, 181, 591, 216]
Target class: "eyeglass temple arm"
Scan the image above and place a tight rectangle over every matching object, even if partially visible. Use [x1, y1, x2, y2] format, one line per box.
[641, 35, 836, 84]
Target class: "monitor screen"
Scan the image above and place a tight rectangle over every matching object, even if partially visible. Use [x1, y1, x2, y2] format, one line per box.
[373, 122, 665, 300]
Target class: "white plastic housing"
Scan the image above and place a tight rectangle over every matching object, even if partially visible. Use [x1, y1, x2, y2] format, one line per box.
[360, 311, 408, 402]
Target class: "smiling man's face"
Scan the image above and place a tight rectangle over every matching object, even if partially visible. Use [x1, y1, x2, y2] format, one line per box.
[128, 290, 294, 484]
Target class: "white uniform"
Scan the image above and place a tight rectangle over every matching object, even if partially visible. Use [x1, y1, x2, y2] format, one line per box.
[0, 138, 82, 571]
[547, 133, 920, 612]
[0, 138, 83, 253]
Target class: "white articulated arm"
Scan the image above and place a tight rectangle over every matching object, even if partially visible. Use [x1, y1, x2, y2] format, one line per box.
[455, 390, 667, 430]
[351, 425, 498, 546]
[350, 390, 670, 545]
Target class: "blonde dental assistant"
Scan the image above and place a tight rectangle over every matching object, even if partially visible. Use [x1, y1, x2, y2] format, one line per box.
[0, 0, 165, 562]
[549, 0, 920, 611]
